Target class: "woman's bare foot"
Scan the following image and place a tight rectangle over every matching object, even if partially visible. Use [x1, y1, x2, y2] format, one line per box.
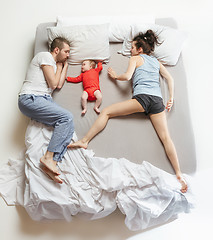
[176, 174, 188, 193]
[94, 107, 100, 114]
[67, 139, 88, 149]
[40, 153, 60, 175]
[42, 166, 63, 184]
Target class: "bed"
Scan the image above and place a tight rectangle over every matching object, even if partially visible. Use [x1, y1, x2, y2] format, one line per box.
[0, 17, 196, 231]
[34, 17, 196, 173]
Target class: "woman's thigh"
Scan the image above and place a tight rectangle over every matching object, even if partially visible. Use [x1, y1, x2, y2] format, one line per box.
[149, 111, 170, 140]
[104, 99, 145, 118]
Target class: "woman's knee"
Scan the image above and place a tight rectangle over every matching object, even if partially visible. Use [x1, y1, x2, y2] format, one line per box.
[100, 107, 111, 118]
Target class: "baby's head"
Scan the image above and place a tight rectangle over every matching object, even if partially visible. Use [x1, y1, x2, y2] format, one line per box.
[81, 60, 96, 72]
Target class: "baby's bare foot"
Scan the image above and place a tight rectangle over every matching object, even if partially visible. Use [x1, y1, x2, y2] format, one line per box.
[177, 174, 188, 193]
[81, 109, 87, 115]
[94, 107, 100, 114]
[40, 156, 60, 175]
[67, 140, 88, 149]
[42, 166, 63, 184]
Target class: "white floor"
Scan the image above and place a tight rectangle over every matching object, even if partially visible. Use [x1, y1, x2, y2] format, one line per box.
[1, 0, 213, 239]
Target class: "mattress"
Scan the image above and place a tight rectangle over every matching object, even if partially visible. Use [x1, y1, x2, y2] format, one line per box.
[34, 18, 196, 174]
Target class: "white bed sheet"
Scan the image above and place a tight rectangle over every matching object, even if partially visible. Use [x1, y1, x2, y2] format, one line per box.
[0, 120, 194, 231]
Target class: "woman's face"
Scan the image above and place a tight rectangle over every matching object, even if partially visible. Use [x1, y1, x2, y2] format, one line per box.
[131, 41, 142, 56]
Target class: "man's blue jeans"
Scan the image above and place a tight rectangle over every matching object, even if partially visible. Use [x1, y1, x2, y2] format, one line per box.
[18, 94, 74, 162]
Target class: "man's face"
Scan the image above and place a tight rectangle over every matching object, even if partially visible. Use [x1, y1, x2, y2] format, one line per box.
[56, 43, 70, 63]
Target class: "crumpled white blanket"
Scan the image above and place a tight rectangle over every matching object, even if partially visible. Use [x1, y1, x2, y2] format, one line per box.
[0, 120, 194, 231]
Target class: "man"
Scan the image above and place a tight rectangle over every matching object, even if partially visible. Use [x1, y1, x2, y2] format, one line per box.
[18, 37, 74, 184]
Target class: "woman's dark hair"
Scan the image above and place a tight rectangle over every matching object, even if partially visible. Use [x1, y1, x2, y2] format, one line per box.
[133, 30, 161, 55]
[50, 37, 70, 52]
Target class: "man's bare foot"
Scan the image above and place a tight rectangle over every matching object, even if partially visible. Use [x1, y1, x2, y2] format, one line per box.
[177, 174, 188, 193]
[94, 107, 100, 114]
[40, 156, 60, 175]
[42, 166, 63, 184]
[67, 140, 88, 149]
[81, 109, 87, 115]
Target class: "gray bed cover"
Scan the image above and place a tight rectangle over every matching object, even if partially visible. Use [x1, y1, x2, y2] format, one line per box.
[34, 18, 196, 174]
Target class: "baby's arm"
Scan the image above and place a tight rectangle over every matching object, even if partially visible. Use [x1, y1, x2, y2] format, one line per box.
[66, 73, 83, 83]
[95, 62, 103, 73]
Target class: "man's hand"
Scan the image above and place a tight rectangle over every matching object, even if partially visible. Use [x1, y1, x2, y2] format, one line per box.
[63, 61, 68, 68]
[56, 62, 63, 69]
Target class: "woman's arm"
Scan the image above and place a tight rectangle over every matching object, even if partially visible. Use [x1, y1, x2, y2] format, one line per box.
[108, 56, 138, 81]
[159, 62, 174, 112]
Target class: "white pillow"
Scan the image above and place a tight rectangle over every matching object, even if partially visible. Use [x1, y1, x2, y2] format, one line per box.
[118, 24, 188, 66]
[57, 15, 111, 26]
[108, 15, 155, 42]
[47, 24, 110, 65]
[56, 15, 155, 42]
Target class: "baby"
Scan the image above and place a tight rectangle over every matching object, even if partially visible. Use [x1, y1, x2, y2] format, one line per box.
[67, 60, 102, 115]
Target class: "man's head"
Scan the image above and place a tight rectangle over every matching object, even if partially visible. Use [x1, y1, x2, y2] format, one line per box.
[50, 37, 70, 63]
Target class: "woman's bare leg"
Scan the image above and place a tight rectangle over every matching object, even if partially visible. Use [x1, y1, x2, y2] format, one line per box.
[149, 111, 188, 193]
[68, 99, 144, 149]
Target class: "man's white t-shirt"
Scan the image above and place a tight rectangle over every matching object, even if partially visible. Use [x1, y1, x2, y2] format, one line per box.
[19, 52, 57, 96]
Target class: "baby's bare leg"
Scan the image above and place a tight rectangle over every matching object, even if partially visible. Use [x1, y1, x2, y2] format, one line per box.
[94, 90, 102, 114]
[81, 91, 88, 115]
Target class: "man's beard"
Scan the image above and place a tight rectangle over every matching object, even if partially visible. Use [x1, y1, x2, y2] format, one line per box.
[58, 58, 68, 63]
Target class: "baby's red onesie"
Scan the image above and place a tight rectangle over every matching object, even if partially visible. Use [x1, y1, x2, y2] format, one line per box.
[67, 62, 103, 101]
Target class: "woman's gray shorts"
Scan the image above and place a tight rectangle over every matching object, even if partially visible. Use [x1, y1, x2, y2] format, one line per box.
[133, 94, 165, 115]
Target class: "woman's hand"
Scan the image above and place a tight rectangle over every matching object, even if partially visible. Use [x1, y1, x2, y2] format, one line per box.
[166, 98, 174, 112]
[107, 67, 117, 80]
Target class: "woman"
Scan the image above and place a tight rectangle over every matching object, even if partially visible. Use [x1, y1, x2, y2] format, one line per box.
[68, 30, 187, 193]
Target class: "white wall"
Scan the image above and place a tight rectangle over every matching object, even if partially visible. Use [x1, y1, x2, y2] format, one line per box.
[0, 0, 213, 240]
